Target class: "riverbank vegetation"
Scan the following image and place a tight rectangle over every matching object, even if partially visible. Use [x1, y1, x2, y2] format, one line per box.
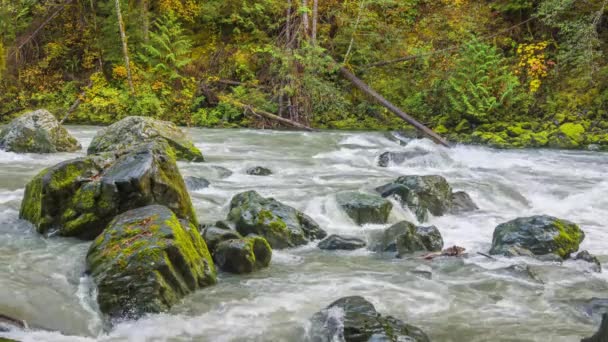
[0, 0, 607, 149]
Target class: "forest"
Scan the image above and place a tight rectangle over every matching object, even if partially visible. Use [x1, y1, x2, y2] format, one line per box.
[1, 0, 607, 149]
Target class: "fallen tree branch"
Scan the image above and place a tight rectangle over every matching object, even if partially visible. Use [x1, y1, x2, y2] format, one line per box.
[60, 82, 92, 124]
[222, 98, 315, 131]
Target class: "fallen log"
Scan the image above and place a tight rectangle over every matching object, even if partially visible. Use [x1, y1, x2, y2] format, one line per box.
[222, 98, 315, 132]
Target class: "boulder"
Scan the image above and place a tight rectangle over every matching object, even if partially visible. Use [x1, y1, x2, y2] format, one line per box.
[87, 116, 203, 162]
[318, 234, 366, 250]
[370, 221, 443, 257]
[582, 314, 608, 342]
[376, 175, 476, 222]
[0, 109, 80, 153]
[86, 205, 216, 319]
[0, 313, 26, 332]
[489, 215, 585, 259]
[246, 166, 272, 176]
[20, 141, 196, 239]
[377, 149, 429, 167]
[309, 296, 430, 342]
[450, 191, 479, 213]
[213, 236, 272, 274]
[227, 191, 326, 249]
[184, 176, 210, 191]
[335, 192, 392, 225]
[575, 250, 602, 273]
[201, 225, 242, 253]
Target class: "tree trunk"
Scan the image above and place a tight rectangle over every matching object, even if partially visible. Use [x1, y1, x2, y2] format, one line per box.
[302, 0, 310, 39]
[338, 66, 449, 147]
[141, 0, 149, 43]
[312, 0, 318, 45]
[114, 0, 135, 93]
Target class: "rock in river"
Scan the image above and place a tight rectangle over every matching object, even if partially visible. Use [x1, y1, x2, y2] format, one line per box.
[227, 190, 327, 249]
[309, 296, 430, 342]
[86, 205, 216, 320]
[336, 191, 392, 225]
[184, 176, 210, 191]
[246, 166, 272, 176]
[377, 149, 429, 167]
[582, 314, 608, 342]
[0, 109, 81, 153]
[213, 236, 272, 274]
[370, 221, 444, 257]
[489, 215, 585, 259]
[20, 140, 196, 239]
[318, 234, 366, 250]
[87, 116, 204, 162]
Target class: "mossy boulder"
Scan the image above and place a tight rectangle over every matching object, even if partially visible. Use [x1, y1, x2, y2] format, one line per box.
[0, 109, 80, 153]
[318, 234, 366, 250]
[370, 221, 443, 257]
[376, 175, 475, 222]
[246, 166, 272, 176]
[87, 116, 203, 162]
[20, 141, 196, 239]
[309, 296, 430, 342]
[213, 236, 272, 274]
[227, 190, 327, 249]
[548, 123, 586, 149]
[86, 205, 215, 319]
[489, 215, 585, 259]
[336, 192, 392, 225]
[201, 225, 242, 252]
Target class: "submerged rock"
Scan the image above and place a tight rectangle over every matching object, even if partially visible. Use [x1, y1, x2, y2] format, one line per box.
[377, 149, 429, 167]
[20, 141, 196, 239]
[489, 215, 585, 259]
[376, 175, 476, 222]
[0, 313, 26, 332]
[370, 221, 443, 257]
[0, 109, 80, 153]
[227, 191, 326, 249]
[87, 116, 204, 162]
[575, 250, 602, 273]
[246, 166, 272, 176]
[213, 236, 272, 274]
[582, 314, 608, 342]
[309, 296, 430, 342]
[318, 234, 366, 250]
[86, 205, 216, 319]
[336, 192, 392, 225]
[184, 176, 210, 191]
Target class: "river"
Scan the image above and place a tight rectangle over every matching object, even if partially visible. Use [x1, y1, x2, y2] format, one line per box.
[0, 127, 607, 341]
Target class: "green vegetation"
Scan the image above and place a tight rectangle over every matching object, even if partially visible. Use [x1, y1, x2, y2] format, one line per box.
[1, 0, 607, 149]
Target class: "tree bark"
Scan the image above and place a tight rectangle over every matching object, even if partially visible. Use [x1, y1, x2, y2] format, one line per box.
[114, 0, 135, 93]
[302, 0, 310, 39]
[312, 0, 318, 45]
[338, 66, 449, 147]
[141, 0, 149, 43]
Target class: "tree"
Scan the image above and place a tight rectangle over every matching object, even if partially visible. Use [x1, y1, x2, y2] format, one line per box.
[114, 0, 135, 93]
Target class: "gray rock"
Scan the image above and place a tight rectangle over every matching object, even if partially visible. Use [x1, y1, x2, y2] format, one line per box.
[336, 192, 393, 225]
[87, 116, 203, 162]
[0, 109, 80, 153]
[370, 221, 443, 257]
[582, 314, 608, 342]
[450, 191, 479, 213]
[377, 149, 429, 167]
[184, 176, 210, 191]
[575, 250, 602, 273]
[318, 235, 366, 250]
[213, 236, 272, 274]
[227, 190, 326, 249]
[309, 296, 430, 342]
[489, 215, 585, 259]
[246, 166, 272, 176]
[86, 205, 215, 319]
[202, 226, 242, 252]
[0, 313, 26, 332]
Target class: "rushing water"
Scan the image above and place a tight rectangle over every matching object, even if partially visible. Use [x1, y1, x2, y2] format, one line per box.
[0, 127, 607, 342]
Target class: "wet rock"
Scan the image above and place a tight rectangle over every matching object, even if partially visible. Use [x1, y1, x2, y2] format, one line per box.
[582, 314, 608, 342]
[246, 166, 272, 176]
[309, 296, 430, 342]
[20, 140, 196, 239]
[450, 191, 479, 213]
[377, 175, 475, 222]
[318, 234, 366, 250]
[584, 298, 608, 318]
[86, 205, 216, 319]
[201, 226, 242, 252]
[575, 250, 602, 273]
[370, 221, 443, 257]
[489, 215, 585, 259]
[227, 190, 327, 249]
[0, 313, 26, 332]
[213, 236, 272, 274]
[336, 192, 392, 225]
[0, 109, 80, 153]
[184, 176, 210, 191]
[377, 149, 429, 167]
[88, 116, 203, 162]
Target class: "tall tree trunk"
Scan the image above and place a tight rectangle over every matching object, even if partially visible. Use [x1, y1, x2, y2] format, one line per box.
[114, 0, 135, 93]
[302, 0, 310, 40]
[312, 0, 318, 45]
[141, 0, 149, 43]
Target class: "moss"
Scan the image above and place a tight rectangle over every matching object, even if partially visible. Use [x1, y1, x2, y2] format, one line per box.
[434, 124, 448, 134]
[49, 163, 83, 190]
[63, 213, 97, 236]
[559, 123, 585, 143]
[552, 219, 584, 259]
[19, 170, 44, 228]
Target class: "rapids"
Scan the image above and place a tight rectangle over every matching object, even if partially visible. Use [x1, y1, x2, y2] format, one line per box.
[0, 127, 606, 341]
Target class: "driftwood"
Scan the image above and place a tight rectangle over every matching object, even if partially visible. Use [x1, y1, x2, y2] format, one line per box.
[338, 66, 450, 147]
[224, 98, 315, 131]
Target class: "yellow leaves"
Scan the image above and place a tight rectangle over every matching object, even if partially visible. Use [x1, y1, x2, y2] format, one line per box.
[158, 0, 200, 22]
[112, 66, 128, 80]
[152, 81, 165, 91]
[517, 41, 553, 93]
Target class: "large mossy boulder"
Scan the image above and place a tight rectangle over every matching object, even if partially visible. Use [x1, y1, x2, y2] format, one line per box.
[87, 116, 203, 162]
[0, 109, 80, 153]
[376, 175, 476, 222]
[20, 141, 196, 239]
[309, 296, 430, 342]
[489, 215, 585, 259]
[227, 190, 327, 249]
[336, 192, 392, 225]
[213, 236, 272, 274]
[86, 205, 215, 319]
[370, 221, 443, 257]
